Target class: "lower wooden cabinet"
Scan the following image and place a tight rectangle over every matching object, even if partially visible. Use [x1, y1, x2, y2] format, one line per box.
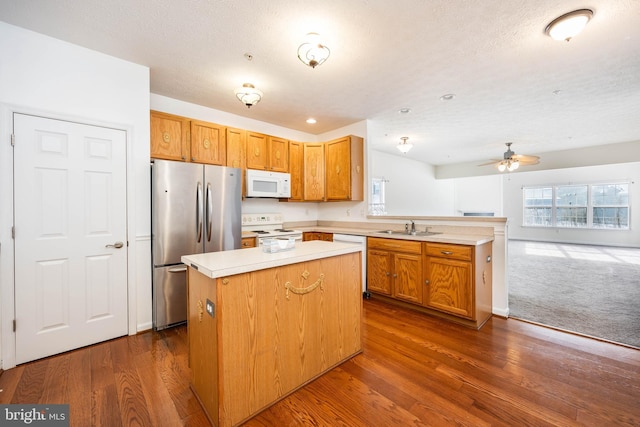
[366, 237, 493, 329]
[367, 237, 422, 304]
[303, 232, 333, 241]
[241, 237, 256, 248]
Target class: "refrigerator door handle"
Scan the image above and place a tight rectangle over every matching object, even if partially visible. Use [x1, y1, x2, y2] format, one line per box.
[168, 266, 188, 273]
[196, 182, 203, 243]
[206, 183, 213, 242]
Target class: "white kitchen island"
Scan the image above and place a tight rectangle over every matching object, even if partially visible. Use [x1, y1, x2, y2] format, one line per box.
[182, 241, 363, 427]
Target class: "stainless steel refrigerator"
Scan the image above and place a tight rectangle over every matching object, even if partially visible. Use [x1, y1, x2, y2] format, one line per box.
[151, 159, 242, 330]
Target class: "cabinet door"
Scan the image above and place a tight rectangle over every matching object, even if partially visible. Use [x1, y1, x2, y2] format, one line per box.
[367, 249, 392, 295]
[268, 136, 289, 172]
[191, 120, 226, 164]
[288, 142, 304, 201]
[425, 257, 473, 318]
[241, 237, 256, 248]
[246, 132, 269, 170]
[392, 253, 423, 304]
[303, 143, 325, 201]
[325, 137, 351, 200]
[226, 127, 245, 169]
[321, 232, 333, 241]
[150, 111, 190, 161]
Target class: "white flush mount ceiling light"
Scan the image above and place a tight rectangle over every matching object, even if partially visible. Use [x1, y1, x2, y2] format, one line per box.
[545, 9, 593, 42]
[297, 33, 330, 68]
[234, 83, 263, 108]
[396, 136, 413, 154]
[306, 118, 317, 124]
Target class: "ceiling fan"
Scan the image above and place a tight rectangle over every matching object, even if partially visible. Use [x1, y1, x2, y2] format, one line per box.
[479, 142, 540, 172]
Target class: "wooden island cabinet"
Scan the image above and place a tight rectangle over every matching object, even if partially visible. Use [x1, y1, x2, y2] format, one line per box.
[183, 241, 363, 426]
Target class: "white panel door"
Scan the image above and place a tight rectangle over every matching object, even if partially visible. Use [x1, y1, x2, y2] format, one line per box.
[13, 113, 128, 364]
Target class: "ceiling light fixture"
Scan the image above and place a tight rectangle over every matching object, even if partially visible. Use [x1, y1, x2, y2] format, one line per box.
[306, 118, 317, 124]
[545, 9, 593, 42]
[234, 83, 263, 108]
[297, 33, 330, 68]
[396, 136, 413, 154]
[497, 159, 520, 172]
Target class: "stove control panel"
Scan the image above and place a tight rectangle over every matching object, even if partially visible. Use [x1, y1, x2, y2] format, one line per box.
[242, 213, 284, 226]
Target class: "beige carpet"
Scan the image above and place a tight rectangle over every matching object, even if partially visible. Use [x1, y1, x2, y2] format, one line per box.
[508, 240, 640, 349]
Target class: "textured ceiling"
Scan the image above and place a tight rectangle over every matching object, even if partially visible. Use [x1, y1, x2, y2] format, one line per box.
[1, 0, 639, 166]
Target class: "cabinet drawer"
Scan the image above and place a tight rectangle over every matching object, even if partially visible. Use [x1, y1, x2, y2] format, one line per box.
[368, 237, 422, 254]
[425, 243, 472, 261]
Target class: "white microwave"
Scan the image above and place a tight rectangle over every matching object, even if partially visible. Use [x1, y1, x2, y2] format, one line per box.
[246, 169, 291, 198]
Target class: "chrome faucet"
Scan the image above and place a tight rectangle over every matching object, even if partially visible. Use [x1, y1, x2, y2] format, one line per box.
[410, 220, 416, 234]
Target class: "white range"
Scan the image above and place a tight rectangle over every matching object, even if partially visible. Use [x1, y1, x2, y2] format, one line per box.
[241, 213, 303, 246]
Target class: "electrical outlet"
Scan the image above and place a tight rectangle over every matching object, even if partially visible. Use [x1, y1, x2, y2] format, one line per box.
[206, 299, 215, 317]
[346, 208, 351, 216]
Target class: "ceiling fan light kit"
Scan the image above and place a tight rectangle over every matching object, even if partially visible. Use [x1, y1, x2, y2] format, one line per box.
[481, 142, 539, 172]
[297, 32, 330, 68]
[545, 9, 593, 42]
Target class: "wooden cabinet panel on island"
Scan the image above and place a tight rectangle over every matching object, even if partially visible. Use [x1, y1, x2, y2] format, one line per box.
[367, 237, 422, 304]
[325, 135, 364, 201]
[186, 249, 362, 426]
[190, 120, 226, 164]
[303, 143, 325, 201]
[150, 111, 190, 161]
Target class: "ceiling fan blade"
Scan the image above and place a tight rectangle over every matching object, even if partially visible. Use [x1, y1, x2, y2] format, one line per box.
[512, 154, 540, 165]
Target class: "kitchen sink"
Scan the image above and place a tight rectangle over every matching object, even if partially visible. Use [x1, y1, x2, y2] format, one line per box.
[376, 230, 442, 236]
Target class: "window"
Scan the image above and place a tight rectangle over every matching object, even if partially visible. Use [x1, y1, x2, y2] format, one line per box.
[523, 183, 630, 229]
[592, 184, 629, 229]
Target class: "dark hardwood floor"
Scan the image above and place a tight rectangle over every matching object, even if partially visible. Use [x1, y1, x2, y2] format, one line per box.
[1, 298, 639, 426]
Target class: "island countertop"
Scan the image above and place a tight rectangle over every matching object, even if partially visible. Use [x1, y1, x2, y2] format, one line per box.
[182, 240, 363, 279]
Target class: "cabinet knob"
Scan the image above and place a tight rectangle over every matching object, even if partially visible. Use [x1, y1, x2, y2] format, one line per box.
[385, 272, 390, 276]
[393, 273, 397, 278]
[425, 279, 430, 285]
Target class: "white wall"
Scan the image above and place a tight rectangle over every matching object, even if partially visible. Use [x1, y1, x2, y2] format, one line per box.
[451, 175, 503, 216]
[504, 162, 640, 247]
[370, 150, 455, 216]
[0, 22, 150, 368]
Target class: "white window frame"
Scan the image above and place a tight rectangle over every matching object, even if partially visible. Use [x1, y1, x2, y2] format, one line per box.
[522, 182, 630, 230]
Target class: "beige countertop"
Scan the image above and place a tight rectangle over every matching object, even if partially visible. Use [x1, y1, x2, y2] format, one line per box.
[182, 240, 363, 279]
[298, 226, 494, 246]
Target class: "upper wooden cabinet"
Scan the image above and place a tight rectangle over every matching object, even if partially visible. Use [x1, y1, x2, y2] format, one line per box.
[246, 132, 289, 172]
[225, 127, 246, 170]
[288, 141, 304, 201]
[268, 136, 289, 172]
[325, 135, 364, 201]
[150, 111, 226, 166]
[246, 132, 268, 170]
[150, 111, 190, 161]
[303, 143, 325, 201]
[190, 120, 226, 165]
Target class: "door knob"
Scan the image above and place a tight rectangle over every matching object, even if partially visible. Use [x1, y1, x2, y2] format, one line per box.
[105, 241, 124, 248]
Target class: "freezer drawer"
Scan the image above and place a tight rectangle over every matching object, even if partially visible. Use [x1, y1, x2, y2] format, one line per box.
[153, 264, 188, 330]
